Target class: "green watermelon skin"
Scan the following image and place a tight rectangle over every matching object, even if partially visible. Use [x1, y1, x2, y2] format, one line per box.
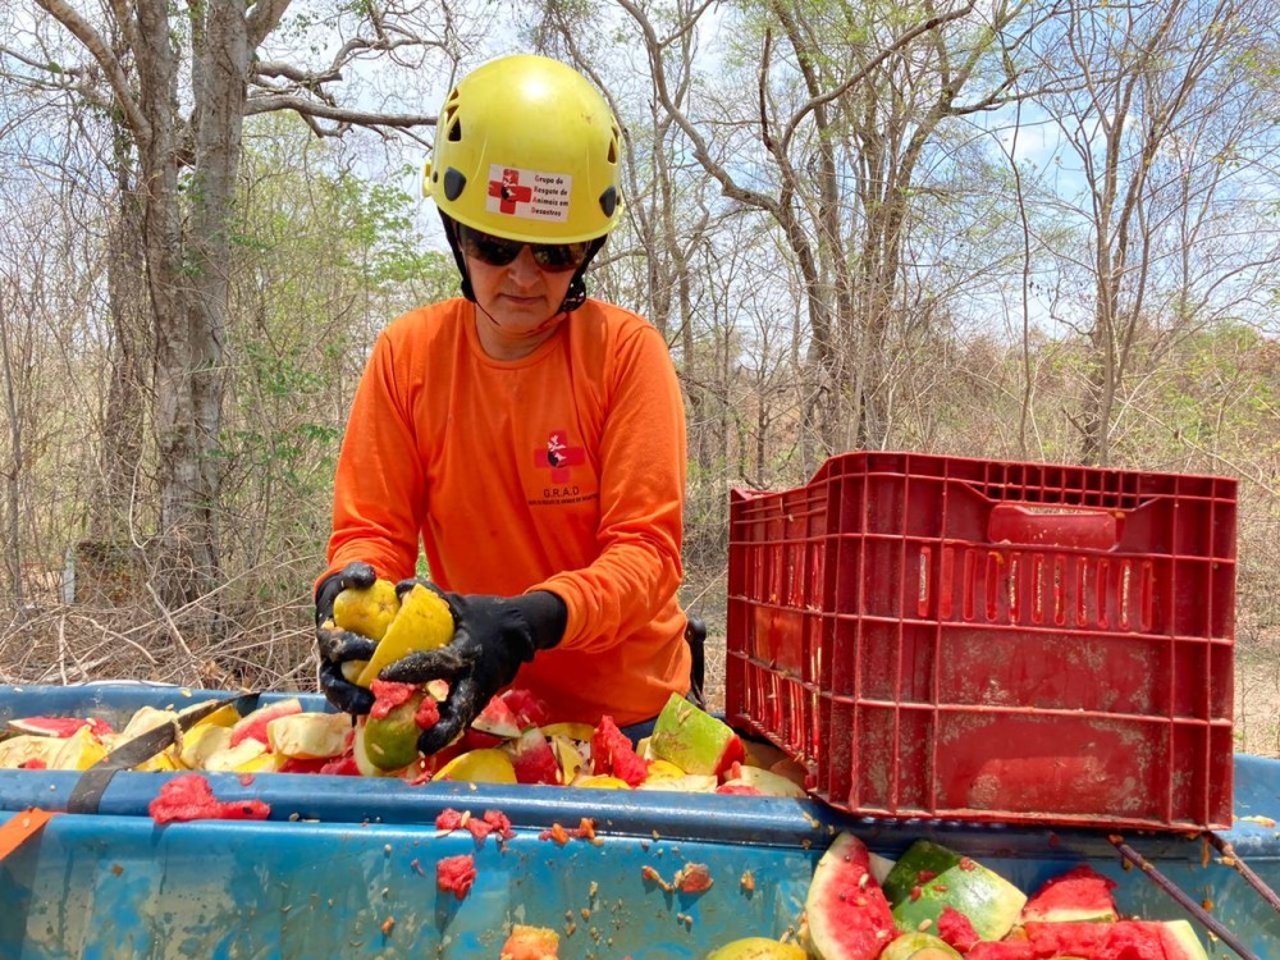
[804, 832, 898, 960]
[882, 841, 963, 904]
[891, 858, 1026, 942]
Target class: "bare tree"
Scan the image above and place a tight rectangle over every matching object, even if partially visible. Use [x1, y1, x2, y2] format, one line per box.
[1034, 0, 1280, 465]
[4, 0, 458, 610]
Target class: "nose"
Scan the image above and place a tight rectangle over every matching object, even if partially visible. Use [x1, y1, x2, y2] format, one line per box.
[506, 245, 543, 284]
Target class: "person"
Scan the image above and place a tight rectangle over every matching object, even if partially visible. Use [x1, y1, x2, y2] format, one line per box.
[312, 54, 693, 757]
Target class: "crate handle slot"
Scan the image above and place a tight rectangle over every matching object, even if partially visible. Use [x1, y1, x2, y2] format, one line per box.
[988, 503, 1119, 550]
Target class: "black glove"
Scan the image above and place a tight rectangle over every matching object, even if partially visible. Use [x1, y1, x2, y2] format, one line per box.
[314, 561, 378, 716]
[380, 584, 567, 754]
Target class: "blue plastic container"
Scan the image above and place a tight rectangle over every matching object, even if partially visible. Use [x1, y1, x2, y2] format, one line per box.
[1, 683, 1277, 958]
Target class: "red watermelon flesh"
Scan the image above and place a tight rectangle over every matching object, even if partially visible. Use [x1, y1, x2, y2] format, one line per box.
[937, 905, 981, 952]
[803, 831, 898, 960]
[472, 695, 522, 739]
[1018, 920, 1200, 959]
[1022, 865, 1119, 923]
[9, 716, 114, 738]
[509, 727, 559, 785]
[229, 698, 302, 748]
[148, 774, 271, 824]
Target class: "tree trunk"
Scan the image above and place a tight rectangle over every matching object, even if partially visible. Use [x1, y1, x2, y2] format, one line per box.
[138, 0, 249, 608]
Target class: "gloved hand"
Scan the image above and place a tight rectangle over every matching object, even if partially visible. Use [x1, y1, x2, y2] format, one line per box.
[314, 561, 378, 716]
[380, 584, 567, 754]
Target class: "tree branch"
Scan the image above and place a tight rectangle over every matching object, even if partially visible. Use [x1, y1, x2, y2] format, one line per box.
[245, 0, 292, 49]
[33, 0, 150, 146]
[780, 0, 977, 154]
[245, 94, 434, 130]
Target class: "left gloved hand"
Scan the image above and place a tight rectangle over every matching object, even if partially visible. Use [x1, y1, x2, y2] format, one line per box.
[314, 561, 380, 716]
[380, 586, 567, 754]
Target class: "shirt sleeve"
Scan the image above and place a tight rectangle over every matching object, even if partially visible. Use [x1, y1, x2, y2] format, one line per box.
[318, 327, 427, 590]
[531, 323, 687, 652]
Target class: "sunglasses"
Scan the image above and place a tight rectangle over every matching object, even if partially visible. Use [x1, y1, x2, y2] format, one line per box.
[457, 224, 592, 273]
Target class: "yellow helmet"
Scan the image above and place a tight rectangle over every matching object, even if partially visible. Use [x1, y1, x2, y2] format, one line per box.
[424, 55, 624, 244]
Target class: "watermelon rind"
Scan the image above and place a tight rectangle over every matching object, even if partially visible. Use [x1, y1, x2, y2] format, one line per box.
[1019, 864, 1118, 924]
[881, 841, 963, 905]
[891, 857, 1026, 942]
[1161, 919, 1209, 960]
[804, 831, 897, 960]
[879, 932, 962, 960]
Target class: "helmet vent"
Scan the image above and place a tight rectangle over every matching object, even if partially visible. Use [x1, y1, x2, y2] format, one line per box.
[448, 119, 462, 142]
[607, 130, 619, 164]
[444, 168, 467, 201]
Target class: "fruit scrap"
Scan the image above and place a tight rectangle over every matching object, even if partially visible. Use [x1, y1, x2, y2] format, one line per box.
[436, 808, 466, 831]
[370, 680, 419, 720]
[539, 822, 571, 846]
[938, 905, 980, 952]
[147, 774, 270, 824]
[591, 716, 649, 786]
[436, 854, 477, 901]
[500, 923, 560, 960]
[380, 916, 395, 936]
[641, 865, 674, 893]
[674, 863, 714, 894]
[740, 870, 755, 894]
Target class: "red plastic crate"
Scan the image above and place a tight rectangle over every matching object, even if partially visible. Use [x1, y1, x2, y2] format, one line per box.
[725, 451, 1236, 831]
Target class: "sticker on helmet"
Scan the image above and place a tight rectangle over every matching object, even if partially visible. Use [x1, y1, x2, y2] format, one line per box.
[486, 165, 572, 222]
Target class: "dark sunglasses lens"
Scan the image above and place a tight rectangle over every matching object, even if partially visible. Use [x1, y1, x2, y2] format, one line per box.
[460, 225, 590, 272]
[531, 242, 591, 272]
[460, 227, 521, 266]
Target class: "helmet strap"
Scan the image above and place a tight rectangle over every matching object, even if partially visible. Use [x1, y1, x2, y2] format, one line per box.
[557, 236, 608, 314]
[438, 212, 476, 302]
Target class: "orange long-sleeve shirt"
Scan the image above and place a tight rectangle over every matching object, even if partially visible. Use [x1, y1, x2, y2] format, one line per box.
[323, 297, 690, 725]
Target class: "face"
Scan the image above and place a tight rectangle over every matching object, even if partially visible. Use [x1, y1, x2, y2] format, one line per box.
[466, 245, 576, 340]
[457, 224, 592, 358]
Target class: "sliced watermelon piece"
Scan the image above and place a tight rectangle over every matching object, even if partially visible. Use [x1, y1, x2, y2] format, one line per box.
[591, 715, 649, 787]
[507, 727, 559, 785]
[229, 698, 303, 748]
[803, 831, 897, 960]
[1021, 864, 1118, 924]
[472, 695, 522, 739]
[1024, 919, 1207, 960]
[8, 716, 113, 738]
[500, 688, 549, 729]
[886, 841, 1026, 942]
[649, 692, 744, 777]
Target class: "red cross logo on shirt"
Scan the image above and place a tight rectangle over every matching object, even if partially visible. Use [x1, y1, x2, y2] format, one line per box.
[489, 168, 532, 214]
[535, 431, 585, 483]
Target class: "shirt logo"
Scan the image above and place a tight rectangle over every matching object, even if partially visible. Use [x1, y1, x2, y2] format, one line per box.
[535, 431, 585, 483]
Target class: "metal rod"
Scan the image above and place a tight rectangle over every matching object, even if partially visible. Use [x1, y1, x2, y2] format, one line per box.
[1206, 831, 1280, 917]
[1109, 834, 1259, 960]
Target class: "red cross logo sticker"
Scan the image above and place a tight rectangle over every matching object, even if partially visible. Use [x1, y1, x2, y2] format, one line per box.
[488, 168, 533, 215]
[535, 431, 585, 483]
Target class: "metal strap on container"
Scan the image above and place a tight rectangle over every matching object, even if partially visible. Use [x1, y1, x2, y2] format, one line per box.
[1110, 834, 1264, 960]
[67, 693, 260, 815]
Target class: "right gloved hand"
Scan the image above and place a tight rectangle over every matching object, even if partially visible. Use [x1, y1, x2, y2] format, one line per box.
[314, 561, 378, 716]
